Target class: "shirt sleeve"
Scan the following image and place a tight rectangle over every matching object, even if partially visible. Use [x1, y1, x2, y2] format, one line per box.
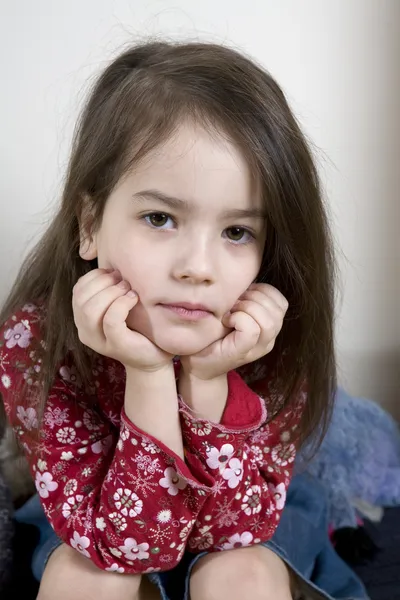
[0, 308, 214, 574]
[179, 370, 304, 552]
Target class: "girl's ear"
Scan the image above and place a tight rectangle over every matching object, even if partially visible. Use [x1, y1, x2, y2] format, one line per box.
[79, 199, 98, 261]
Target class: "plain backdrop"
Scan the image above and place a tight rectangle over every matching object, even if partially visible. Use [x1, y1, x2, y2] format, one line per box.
[1, 0, 399, 415]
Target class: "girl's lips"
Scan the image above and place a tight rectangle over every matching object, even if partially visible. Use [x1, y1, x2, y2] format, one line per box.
[158, 303, 213, 321]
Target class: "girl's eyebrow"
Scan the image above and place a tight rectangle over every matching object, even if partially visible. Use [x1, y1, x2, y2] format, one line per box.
[133, 189, 266, 220]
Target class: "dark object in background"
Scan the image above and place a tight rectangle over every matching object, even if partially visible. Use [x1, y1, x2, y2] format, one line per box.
[2, 521, 39, 600]
[0, 474, 14, 594]
[332, 526, 380, 566]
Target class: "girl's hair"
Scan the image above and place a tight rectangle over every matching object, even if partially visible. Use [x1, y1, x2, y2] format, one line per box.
[1, 40, 336, 448]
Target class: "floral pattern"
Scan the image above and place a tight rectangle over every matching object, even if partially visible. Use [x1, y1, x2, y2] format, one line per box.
[0, 306, 304, 574]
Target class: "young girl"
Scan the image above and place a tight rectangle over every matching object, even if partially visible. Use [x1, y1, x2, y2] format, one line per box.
[0, 41, 336, 600]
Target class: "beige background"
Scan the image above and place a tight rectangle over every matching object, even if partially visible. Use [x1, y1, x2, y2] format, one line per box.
[1, 0, 399, 415]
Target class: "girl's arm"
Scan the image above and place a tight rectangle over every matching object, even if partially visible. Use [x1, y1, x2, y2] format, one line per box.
[0, 308, 214, 574]
[177, 370, 305, 552]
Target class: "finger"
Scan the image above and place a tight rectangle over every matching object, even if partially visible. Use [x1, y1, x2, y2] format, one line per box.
[222, 310, 261, 356]
[248, 283, 289, 313]
[73, 270, 122, 306]
[239, 289, 287, 316]
[75, 280, 134, 332]
[232, 299, 284, 348]
[102, 292, 139, 340]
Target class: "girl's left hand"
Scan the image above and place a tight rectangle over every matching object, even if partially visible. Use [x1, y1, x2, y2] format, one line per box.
[180, 283, 289, 381]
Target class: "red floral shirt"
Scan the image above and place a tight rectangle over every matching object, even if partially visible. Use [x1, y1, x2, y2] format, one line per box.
[0, 304, 304, 574]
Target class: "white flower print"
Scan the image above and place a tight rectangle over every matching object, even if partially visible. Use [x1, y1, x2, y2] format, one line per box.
[184, 418, 212, 437]
[83, 410, 101, 431]
[159, 467, 187, 496]
[220, 531, 254, 550]
[82, 467, 92, 478]
[109, 512, 128, 532]
[37, 459, 47, 472]
[206, 443, 235, 472]
[4, 322, 32, 349]
[16, 406, 38, 430]
[61, 451, 73, 461]
[189, 525, 214, 550]
[91, 434, 113, 456]
[221, 457, 244, 489]
[269, 482, 287, 510]
[250, 444, 263, 465]
[35, 471, 58, 498]
[59, 365, 82, 387]
[110, 548, 122, 558]
[1, 374, 11, 389]
[56, 427, 76, 444]
[156, 509, 172, 524]
[44, 406, 69, 429]
[70, 531, 90, 558]
[241, 485, 262, 516]
[113, 488, 143, 518]
[106, 563, 125, 573]
[96, 517, 106, 531]
[62, 495, 84, 518]
[271, 443, 296, 466]
[119, 538, 149, 561]
[64, 479, 78, 496]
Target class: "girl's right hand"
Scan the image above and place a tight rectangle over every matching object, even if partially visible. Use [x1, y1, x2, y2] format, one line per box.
[72, 268, 173, 372]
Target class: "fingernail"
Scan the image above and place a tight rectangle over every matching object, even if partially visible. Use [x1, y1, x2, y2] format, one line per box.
[126, 290, 137, 298]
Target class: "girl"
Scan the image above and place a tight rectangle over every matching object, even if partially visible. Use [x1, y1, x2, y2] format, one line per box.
[0, 41, 336, 600]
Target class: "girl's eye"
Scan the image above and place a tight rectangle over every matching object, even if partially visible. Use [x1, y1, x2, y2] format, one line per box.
[144, 213, 174, 229]
[224, 227, 254, 244]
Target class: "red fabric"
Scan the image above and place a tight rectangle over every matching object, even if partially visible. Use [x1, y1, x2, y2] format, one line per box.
[0, 304, 303, 574]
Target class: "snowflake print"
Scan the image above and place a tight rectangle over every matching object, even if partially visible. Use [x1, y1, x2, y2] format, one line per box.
[127, 472, 158, 499]
[0, 351, 10, 372]
[149, 523, 172, 545]
[133, 452, 162, 476]
[70, 531, 90, 558]
[16, 406, 38, 430]
[221, 457, 244, 489]
[35, 471, 58, 498]
[206, 443, 235, 472]
[220, 531, 253, 551]
[113, 488, 143, 518]
[159, 467, 187, 496]
[249, 515, 264, 533]
[4, 322, 32, 349]
[241, 485, 262, 516]
[109, 512, 128, 533]
[56, 427, 76, 444]
[210, 479, 226, 497]
[213, 497, 240, 528]
[271, 443, 296, 466]
[119, 538, 149, 561]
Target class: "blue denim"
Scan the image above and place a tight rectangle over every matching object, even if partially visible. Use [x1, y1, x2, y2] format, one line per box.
[15, 474, 369, 599]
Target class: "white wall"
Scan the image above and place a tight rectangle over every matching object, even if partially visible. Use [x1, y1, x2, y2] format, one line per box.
[1, 1, 399, 415]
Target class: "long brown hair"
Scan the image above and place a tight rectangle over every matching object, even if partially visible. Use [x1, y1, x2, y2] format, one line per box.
[0, 41, 336, 448]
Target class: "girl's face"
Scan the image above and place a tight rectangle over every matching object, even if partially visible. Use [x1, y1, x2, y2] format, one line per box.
[81, 123, 266, 356]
